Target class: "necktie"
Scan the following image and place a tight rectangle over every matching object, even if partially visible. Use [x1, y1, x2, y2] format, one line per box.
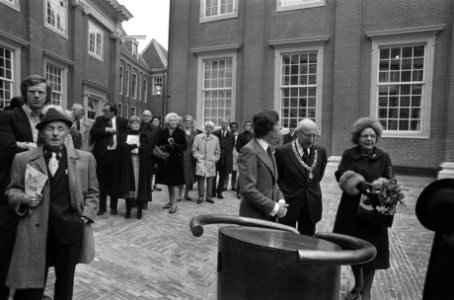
[302, 148, 309, 164]
[48, 152, 59, 176]
[76, 120, 80, 131]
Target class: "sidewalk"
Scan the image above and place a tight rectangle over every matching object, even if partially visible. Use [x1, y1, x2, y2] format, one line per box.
[43, 172, 435, 299]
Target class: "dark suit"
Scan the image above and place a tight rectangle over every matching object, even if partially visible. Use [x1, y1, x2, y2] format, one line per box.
[212, 129, 234, 196]
[90, 115, 128, 212]
[283, 132, 297, 144]
[238, 138, 282, 221]
[0, 107, 41, 300]
[139, 122, 161, 203]
[235, 130, 253, 152]
[275, 141, 327, 235]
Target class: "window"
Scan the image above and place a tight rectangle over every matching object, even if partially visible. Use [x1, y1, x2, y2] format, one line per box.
[143, 79, 148, 103]
[200, 56, 235, 125]
[276, 0, 325, 12]
[370, 34, 436, 138]
[131, 106, 136, 117]
[1, 0, 20, 11]
[152, 77, 163, 95]
[0, 46, 14, 110]
[88, 21, 104, 60]
[119, 65, 124, 94]
[87, 101, 96, 120]
[126, 70, 130, 96]
[138, 73, 141, 101]
[200, 0, 238, 23]
[45, 0, 67, 36]
[118, 103, 123, 117]
[276, 46, 324, 129]
[132, 43, 138, 58]
[125, 104, 129, 118]
[131, 73, 137, 99]
[45, 63, 66, 107]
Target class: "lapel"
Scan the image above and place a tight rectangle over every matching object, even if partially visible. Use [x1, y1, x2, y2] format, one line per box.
[66, 146, 80, 210]
[12, 108, 33, 142]
[28, 147, 49, 176]
[252, 139, 276, 179]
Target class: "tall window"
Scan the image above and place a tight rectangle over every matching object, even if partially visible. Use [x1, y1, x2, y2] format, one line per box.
[118, 103, 123, 117]
[200, 0, 238, 22]
[276, 0, 325, 11]
[88, 21, 104, 60]
[279, 50, 321, 128]
[370, 34, 435, 138]
[87, 101, 96, 120]
[143, 79, 148, 103]
[126, 70, 130, 96]
[131, 73, 137, 99]
[202, 57, 233, 125]
[46, 63, 65, 106]
[119, 65, 124, 94]
[152, 77, 163, 95]
[132, 43, 138, 58]
[138, 73, 142, 101]
[125, 104, 129, 118]
[45, 0, 67, 36]
[131, 106, 136, 117]
[0, 46, 13, 109]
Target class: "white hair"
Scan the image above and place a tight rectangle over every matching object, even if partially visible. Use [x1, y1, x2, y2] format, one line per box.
[204, 121, 215, 129]
[164, 112, 179, 125]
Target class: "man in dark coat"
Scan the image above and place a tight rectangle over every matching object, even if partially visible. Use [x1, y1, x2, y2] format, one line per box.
[283, 120, 297, 144]
[275, 118, 327, 235]
[0, 75, 50, 300]
[90, 103, 128, 215]
[235, 120, 253, 153]
[212, 119, 235, 199]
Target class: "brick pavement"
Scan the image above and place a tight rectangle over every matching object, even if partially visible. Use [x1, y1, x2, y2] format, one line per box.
[38, 171, 434, 300]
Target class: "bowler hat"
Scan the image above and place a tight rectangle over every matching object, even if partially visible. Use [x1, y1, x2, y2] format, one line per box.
[416, 178, 454, 232]
[36, 107, 73, 130]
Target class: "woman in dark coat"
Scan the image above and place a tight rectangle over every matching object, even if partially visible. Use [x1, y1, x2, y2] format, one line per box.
[156, 113, 187, 214]
[180, 115, 201, 201]
[333, 117, 396, 300]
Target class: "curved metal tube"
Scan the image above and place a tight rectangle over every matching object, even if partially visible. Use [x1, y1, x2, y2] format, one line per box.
[297, 232, 377, 265]
[190, 214, 299, 237]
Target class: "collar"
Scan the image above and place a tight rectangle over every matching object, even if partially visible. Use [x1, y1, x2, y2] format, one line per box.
[295, 139, 312, 154]
[22, 104, 42, 119]
[256, 138, 270, 152]
[350, 146, 383, 160]
[43, 144, 66, 160]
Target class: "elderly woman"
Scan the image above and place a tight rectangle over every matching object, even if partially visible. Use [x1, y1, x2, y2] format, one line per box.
[156, 113, 187, 214]
[333, 117, 399, 300]
[179, 115, 200, 201]
[150, 116, 162, 191]
[192, 121, 220, 204]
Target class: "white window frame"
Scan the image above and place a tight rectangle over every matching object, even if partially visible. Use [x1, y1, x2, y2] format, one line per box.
[152, 76, 163, 95]
[138, 73, 142, 101]
[276, 0, 325, 12]
[196, 52, 237, 127]
[126, 69, 130, 97]
[200, 0, 239, 23]
[143, 78, 148, 103]
[132, 42, 138, 58]
[131, 72, 137, 99]
[119, 65, 124, 95]
[131, 106, 136, 117]
[1, 0, 20, 11]
[118, 103, 123, 117]
[88, 20, 104, 61]
[125, 104, 129, 118]
[45, 60, 67, 108]
[273, 44, 324, 131]
[0, 44, 20, 110]
[370, 34, 435, 139]
[44, 0, 68, 37]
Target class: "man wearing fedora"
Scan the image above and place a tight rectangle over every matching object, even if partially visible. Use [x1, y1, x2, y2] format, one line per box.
[416, 178, 454, 300]
[5, 108, 99, 300]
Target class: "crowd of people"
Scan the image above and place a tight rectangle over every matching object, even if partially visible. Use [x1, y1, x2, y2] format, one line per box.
[0, 74, 406, 300]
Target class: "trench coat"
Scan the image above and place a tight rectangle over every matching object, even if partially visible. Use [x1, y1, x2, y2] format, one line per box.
[5, 147, 99, 289]
[192, 133, 220, 177]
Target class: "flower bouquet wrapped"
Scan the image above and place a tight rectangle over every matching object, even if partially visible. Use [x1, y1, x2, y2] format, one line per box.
[357, 175, 405, 227]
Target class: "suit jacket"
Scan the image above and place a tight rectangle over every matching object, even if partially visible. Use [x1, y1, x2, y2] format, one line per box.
[235, 130, 253, 152]
[0, 107, 39, 202]
[283, 132, 297, 144]
[213, 129, 234, 173]
[6, 146, 99, 289]
[238, 138, 282, 222]
[76, 116, 94, 152]
[90, 115, 128, 161]
[274, 141, 327, 224]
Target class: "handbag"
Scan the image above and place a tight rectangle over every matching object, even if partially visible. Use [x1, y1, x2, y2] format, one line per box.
[152, 146, 170, 163]
[357, 194, 394, 227]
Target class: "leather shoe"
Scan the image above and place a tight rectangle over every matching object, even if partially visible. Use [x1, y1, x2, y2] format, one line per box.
[206, 199, 215, 204]
[217, 193, 224, 199]
[96, 209, 106, 216]
[142, 203, 148, 210]
[197, 198, 203, 204]
[42, 295, 52, 300]
[111, 209, 118, 215]
[162, 202, 171, 209]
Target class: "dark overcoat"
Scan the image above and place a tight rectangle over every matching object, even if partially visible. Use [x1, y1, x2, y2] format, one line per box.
[155, 127, 187, 186]
[333, 146, 392, 269]
[213, 129, 234, 174]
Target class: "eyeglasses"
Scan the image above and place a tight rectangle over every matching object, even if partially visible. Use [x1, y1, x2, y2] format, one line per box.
[298, 131, 319, 139]
[360, 134, 376, 139]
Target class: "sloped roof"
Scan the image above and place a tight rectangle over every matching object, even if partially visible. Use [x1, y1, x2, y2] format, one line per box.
[120, 42, 150, 69]
[141, 39, 168, 70]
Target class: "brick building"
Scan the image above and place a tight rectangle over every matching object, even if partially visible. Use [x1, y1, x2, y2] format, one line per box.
[167, 0, 454, 177]
[0, 0, 155, 121]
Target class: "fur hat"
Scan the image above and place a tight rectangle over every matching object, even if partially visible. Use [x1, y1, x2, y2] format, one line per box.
[416, 179, 454, 232]
[36, 107, 73, 130]
[351, 117, 383, 145]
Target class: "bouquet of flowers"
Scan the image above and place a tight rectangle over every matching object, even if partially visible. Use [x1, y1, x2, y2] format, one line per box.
[357, 176, 405, 227]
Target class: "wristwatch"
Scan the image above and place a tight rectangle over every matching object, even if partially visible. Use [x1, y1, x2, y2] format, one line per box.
[80, 216, 91, 224]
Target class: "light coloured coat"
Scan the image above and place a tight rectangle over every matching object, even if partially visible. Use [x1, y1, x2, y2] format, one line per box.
[6, 146, 99, 289]
[76, 116, 94, 152]
[192, 132, 220, 177]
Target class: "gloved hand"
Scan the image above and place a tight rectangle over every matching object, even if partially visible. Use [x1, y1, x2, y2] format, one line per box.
[357, 181, 373, 194]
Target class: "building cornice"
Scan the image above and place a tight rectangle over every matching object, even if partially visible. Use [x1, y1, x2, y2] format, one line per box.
[366, 24, 445, 39]
[0, 28, 29, 47]
[191, 43, 241, 54]
[43, 50, 75, 66]
[268, 36, 329, 48]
